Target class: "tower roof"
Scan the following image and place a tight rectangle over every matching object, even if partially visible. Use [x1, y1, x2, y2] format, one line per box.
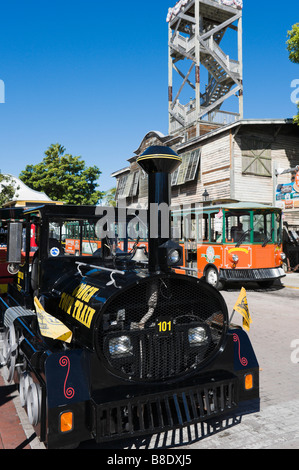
[167, 0, 243, 23]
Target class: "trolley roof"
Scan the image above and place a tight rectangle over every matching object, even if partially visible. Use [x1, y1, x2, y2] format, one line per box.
[173, 202, 282, 214]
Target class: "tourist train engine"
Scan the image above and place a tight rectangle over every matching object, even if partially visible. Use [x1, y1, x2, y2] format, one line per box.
[0, 146, 259, 449]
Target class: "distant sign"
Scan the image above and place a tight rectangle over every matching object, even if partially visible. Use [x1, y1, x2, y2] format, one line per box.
[275, 179, 299, 211]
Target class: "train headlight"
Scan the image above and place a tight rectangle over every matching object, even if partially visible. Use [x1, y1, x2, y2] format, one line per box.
[232, 254, 239, 262]
[280, 252, 286, 261]
[168, 249, 180, 265]
[109, 336, 133, 357]
[188, 327, 208, 346]
[158, 240, 183, 267]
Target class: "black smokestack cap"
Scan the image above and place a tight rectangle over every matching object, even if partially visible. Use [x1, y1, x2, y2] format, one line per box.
[137, 145, 182, 175]
[137, 146, 182, 273]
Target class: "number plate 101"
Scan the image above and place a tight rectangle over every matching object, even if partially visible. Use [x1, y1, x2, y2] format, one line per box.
[156, 318, 173, 335]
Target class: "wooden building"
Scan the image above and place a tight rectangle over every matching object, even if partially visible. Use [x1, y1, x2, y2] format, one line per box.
[111, 1, 299, 230]
[111, 120, 299, 229]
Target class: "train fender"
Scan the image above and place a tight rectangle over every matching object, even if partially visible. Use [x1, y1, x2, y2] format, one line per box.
[45, 349, 91, 408]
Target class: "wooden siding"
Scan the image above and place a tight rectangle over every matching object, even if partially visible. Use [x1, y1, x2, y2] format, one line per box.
[271, 135, 299, 183]
[233, 134, 273, 204]
[234, 133, 299, 205]
[200, 131, 231, 201]
[201, 132, 231, 174]
[113, 125, 299, 230]
[171, 131, 231, 206]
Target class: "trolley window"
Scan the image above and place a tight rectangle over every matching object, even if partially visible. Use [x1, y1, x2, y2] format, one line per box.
[225, 211, 251, 244]
[252, 211, 274, 244]
[202, 214, 209, 242]
[274, 211, 282, 244]
[210, 213, 223, 243]
[49, 219, 103, 257]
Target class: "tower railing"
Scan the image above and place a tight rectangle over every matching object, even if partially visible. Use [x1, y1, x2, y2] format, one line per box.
[168, 0, 243, 136]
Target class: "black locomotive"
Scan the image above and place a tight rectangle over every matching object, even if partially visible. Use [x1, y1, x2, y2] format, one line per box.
[0, 146, 259, 449]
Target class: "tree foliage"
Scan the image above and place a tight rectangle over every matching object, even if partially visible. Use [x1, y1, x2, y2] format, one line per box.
[19, 144, 103, 205]
[287, 23, 299, 64]
[287, 24, 299, 125]
[103, 187, 117, 207]
[0, 173, 19, 207]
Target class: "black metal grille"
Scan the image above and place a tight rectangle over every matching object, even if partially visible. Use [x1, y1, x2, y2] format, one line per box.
[97, 275, 227, 382]
[94, 378, 237, 441]
[220, 267, 284, 281]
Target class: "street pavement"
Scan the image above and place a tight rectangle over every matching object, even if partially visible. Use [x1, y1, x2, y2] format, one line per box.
[0, 273, 298, 449]
[0, 372, 45, 449]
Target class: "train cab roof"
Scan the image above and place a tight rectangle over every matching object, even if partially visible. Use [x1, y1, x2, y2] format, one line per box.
[0, 207, 26, 222]
[22, 205, 131, 224]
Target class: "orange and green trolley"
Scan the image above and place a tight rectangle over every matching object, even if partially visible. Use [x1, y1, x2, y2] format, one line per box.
[173, 202, 286, 289]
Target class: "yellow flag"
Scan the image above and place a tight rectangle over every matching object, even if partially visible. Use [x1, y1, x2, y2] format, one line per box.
[34, 297, 73, 343]
[233, 287, 252, 332]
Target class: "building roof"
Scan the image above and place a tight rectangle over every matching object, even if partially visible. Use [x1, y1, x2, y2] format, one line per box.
[177, 119, 298, 151]
[133, 131, 183, 156]
[110, 166, 130, 178]
[110, 120, 299, 180]
[1, 174, 60, 207]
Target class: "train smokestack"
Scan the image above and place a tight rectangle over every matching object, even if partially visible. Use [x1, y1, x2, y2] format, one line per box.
[137, 145, 183, 272]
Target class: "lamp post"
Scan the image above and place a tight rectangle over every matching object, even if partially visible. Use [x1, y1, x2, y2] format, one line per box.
[202, 189, 209, 203]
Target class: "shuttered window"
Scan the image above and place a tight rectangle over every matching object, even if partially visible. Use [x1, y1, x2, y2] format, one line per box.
[122, 173, 134, 198]
[116, 174, 129, 198]
[130, 171, 140, 197]
[176, 153, 190, 185]
[171, 148, 200, 186]
[185, 149, 201, 182]
[241, 137, 272, 177]
[138, 171, 148, 198]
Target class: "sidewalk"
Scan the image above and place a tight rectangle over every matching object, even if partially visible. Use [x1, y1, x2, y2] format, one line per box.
[0, 372, 32, 449]
[281, 272, 299, 289]
[0, 370, 45, 449]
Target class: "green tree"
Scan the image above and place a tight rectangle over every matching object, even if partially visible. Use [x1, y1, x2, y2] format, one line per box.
[287, 23, 299, 64]
[287, 24, 299, 125]
[19, 144, 103, 205]
[0, 173, 19, 206]
[103, 187, 117, 207]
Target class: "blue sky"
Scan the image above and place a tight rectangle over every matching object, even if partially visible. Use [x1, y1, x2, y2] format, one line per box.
[0, 0, 298, 194]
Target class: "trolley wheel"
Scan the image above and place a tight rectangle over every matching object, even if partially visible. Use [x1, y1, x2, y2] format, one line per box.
[205, 266, 224, 290]
[257, 280, 275, 289]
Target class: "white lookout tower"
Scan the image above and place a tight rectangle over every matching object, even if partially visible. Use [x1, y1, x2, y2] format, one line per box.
[167, 0, 243, 138]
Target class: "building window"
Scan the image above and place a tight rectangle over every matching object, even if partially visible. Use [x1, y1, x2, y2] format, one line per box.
[171, 148, 201, 186]
[241, 137, 272, 177]
[116, 171, 140, 199]
[116, 174, 129, 198]
[185, 149, 201, 182]
[130, 171, 140, 197]
[122, 173, 134, 198]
